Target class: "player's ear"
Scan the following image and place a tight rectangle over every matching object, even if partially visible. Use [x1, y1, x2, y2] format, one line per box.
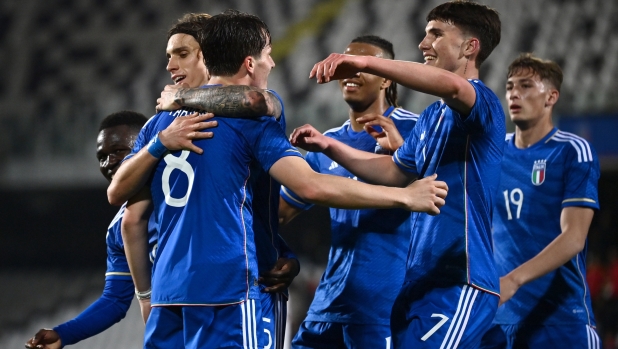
[546, 88, 559, 108]
[244, 56, 255, 74]
[463, 37, 479, 60]
[381, 78, 392, 90]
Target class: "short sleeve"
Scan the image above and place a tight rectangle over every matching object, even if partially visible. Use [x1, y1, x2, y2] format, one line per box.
[279, 151, 320, 210]
[252, 117, 304, 173]
[562, 143, 600, 210]
[393, 126, 419, 175]
[105, 207, 132, 281]
[458, 80, 503, 135]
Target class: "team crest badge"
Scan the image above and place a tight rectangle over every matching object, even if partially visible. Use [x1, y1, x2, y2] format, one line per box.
[531, 159, 546, 186]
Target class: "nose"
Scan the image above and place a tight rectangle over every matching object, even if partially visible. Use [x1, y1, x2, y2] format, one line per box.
[418, 35, 430, 51]
[167, 57, 178, 73]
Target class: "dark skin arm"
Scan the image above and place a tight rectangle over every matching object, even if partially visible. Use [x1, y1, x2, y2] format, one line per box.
[157, 84, 282, 119]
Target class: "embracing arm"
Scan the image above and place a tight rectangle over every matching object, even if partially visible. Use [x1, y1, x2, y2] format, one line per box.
[310, 55, 475, 115]
[269, 156, 446, 214]
[499, 206, 594, 305]
[290, 124, 412, 187]
[158, 85, 282, 119]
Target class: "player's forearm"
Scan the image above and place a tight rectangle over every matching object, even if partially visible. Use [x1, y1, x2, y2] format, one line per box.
[108, 149, 158, 206]
[278, 197, 303, 225]
[323, 137, 410, 186]
[53, 278, 133, 346]
[121, 194, 153, 292]
[174, 86, 282, 118]
[505, 207, 593, 287]
[363, 56, 475, 113]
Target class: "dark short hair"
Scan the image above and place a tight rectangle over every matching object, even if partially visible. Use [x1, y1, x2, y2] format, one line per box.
[350, 35, 398, 107]
[98, 110, 148, 132]
[427, 0, 501, 67]
[507, 53, 563, 92]
[167, 13, 212, 45]
[201, 9, 271, 76]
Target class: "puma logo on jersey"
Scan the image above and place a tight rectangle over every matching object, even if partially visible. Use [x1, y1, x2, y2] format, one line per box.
[329, 161, 339, 170]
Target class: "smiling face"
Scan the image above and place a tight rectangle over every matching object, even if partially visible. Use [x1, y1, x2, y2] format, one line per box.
[506, 68, 555, 128]
[96, 125, 138, 182]
[418, 20, 468, 73]
[166, 33, 210, 87]
[338, 42, 390, 111]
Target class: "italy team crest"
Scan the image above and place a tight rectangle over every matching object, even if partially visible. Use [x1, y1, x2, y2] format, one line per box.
[531, 159, 546, 185]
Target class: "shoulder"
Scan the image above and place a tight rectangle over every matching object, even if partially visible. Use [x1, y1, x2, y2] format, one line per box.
[390, 108, 419, 122]
[323, 120, 350, 137]
[548, 130, 596, 163]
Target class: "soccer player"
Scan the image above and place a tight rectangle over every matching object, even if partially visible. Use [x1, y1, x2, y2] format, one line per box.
[115, 10, 448, 349]
[292, 1, 505, 347]
[25, 111, 155, 349]
[277, 34, 418, 349]
[479, 54, 601, 348]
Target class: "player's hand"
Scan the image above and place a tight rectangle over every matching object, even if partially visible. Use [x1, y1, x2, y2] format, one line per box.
[156, 84, 187, 112]
[25, 328, 61, 349]
[498, 274, 520, 306]
[357, 113, 405, 152]
[403, 174, 448, 215]
[259, 257, 301, 293]
[138, 298, 152, 324]
[159, 112, 217, 154]
[309, 53, 367, 83]
[289, 124, 330, 152]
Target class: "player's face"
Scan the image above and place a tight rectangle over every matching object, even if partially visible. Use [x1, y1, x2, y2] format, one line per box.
[338, 43, 389, 109]
[419, 20, 467, 73]
[96, 125, 138, 183]
[506, 70, 553, 126]
[252, 44, 275, 89]
[166, 33, 210, 88]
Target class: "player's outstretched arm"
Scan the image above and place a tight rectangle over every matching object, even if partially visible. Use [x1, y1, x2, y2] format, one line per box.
[269, 156, 447, 214]
[108, 112, 216, 205]
[357, 113, 405, 152]
[290, 124, 410, 187]
[121, 187, 153, 323]
[157, 84, 282, 119]
[310, 54, 475, 115]
[499, 206, 593, 306]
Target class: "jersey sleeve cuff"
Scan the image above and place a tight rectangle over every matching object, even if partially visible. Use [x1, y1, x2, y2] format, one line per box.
[562, 198, 600, 210]
[280, 186, 312, 210]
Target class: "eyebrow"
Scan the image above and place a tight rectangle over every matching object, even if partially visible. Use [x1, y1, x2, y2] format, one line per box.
[427, 27, 444, 36]
[167, 46, 192, 55]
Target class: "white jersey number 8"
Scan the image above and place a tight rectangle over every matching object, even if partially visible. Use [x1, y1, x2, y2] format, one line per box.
[162, 150, 194, 207]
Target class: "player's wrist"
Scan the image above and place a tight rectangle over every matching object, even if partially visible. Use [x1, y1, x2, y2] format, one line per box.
[147, 133, 168, 159]
[135, 287, 152, 300]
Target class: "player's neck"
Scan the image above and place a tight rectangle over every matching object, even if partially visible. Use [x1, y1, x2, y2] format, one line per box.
[514, 119, 554, 149]
[347, 98, 388, 132]
[208, 74, 256, 88]
[454, 58, 479, 80]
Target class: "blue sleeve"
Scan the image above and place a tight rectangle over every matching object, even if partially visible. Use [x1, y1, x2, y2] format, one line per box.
[105, 212, 133, 281]
[393, 123, 420, 175]
[251, 117, 304, 173]
[562, 143, 600, 210]
[457, 80, 504, 135]
[53, 278, 134, 347]
[122, 114, 158, 163]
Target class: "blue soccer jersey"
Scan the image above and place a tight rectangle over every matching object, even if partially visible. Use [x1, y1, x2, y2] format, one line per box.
[282, 107, 418, 325]
[131, 87, 302, 306]
[393, 79, 506, 295]
[105, 204, 158, 281]
[492, 129, 600, 326]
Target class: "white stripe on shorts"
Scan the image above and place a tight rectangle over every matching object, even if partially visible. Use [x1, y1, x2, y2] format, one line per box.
[242, 300, 258, 349]
[439, 285, 479, 349]
[587, 324, 600, 349]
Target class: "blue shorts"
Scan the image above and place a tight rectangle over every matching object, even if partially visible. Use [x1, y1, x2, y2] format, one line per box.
[480, 323, 601, 349]
[260, 291, 287, 349]
[144, 300, 265, 349]
[391, 283, 498, 349]
[292, 320, 392, 349]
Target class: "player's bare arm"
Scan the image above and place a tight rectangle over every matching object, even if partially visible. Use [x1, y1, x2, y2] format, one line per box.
[278, 197, 303, 226]
[356, 113, 405, 152]
[310, 54, 476, 115]
[157, 84, 282, 119]
[121, 187, 153, 323]
[499, 206, 594, 306]
[269, 156, 446, 214]
[25, 329, 61, 349]
[290, 124, 411, 187]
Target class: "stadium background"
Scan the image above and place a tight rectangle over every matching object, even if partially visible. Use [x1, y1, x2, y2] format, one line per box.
[1, 0, 618, 347]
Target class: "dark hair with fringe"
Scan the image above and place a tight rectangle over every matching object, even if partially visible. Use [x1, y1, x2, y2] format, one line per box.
[507, 53, 563, 92]
[427, 0, 501, 67]
[350, 34, 399, 107]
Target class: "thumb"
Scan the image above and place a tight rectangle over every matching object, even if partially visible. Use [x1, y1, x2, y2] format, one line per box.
[424, 173, 438, 180]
